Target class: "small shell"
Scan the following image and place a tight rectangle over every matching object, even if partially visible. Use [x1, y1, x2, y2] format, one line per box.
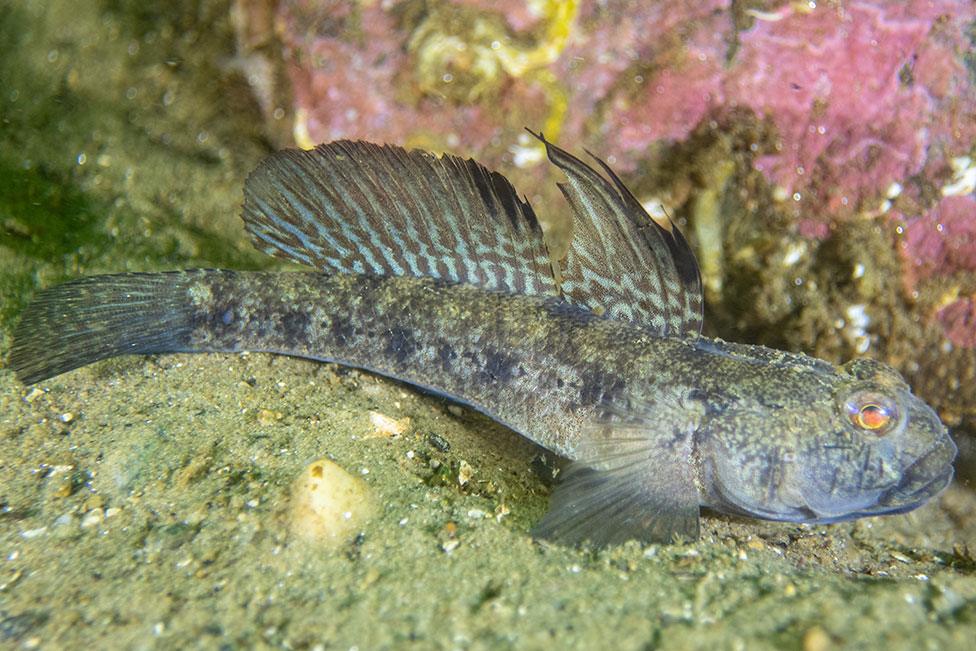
[366, 411, 411, 438]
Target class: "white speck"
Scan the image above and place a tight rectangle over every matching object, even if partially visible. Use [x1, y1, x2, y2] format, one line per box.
[886, 182, 903, 199]
[792, 192, 802, 201]
[442, 539, 460, 553]
[852, 263, 865, 279]
[846, 304, 870, 330]
[942, 156, 976, 196]
[76, 153, 87, 165]
[466, 509, 486, 519]
[405, 450, 415, 460]
[772, 186, 789, 202]
[570, 564, 581, 573]
[342, 511, 352, 520]
[21, 527, 47, 539]
[640, 199, 669, 220]
[360, 468, 370, 475]
[844, 304, 872, 353]
[510, 143, 544, 168]
[782, 241, 807, 266]
[81, 510, 104, 528]
[399, 517, 409, 526]
[746, 8, 787, 21]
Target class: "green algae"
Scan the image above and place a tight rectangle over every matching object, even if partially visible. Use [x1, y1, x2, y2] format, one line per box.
[0, 1, 974, 649]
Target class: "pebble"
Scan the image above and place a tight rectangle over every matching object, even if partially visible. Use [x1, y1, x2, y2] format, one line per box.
[367, 411, 411, 438]
[457, 460, 474, 486]
[802, 626, 832, 651]
[256, 408, 283, 425]
[80, 509, 104, 528]
[289, 458, 375, 545]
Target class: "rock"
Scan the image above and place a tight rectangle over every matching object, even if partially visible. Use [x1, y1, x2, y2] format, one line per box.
[289, 458, 375, 545]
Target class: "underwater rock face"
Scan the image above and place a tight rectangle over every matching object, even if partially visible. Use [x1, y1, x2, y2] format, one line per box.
[901, 195, 976, 291]
[254, 1, 974, 198]
[727, 0, 975, 220]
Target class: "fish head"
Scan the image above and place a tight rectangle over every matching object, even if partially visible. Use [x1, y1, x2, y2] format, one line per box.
[700, 357, 956, 524]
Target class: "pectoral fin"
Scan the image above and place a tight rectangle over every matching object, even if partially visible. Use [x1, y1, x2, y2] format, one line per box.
[532, 425, 700, 547]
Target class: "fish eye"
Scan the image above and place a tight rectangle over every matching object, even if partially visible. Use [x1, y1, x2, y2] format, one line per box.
[844, 392, 898, 436]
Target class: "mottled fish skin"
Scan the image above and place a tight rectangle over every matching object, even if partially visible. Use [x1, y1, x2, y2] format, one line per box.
[7, 135, 957, 547]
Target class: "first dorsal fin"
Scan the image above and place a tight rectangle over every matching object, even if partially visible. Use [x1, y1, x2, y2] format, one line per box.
[528, 130, 703, 337]
[243, 140, 558, 297]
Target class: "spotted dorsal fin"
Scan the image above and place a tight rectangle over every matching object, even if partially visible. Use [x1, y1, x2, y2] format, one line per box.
[529, 131, 703, 337]
[243, 140, 558, 296]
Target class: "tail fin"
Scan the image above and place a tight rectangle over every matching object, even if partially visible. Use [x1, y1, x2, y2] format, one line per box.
[8, 271, 196, 384]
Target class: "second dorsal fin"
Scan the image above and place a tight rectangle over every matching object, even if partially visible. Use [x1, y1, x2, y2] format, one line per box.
[529, 131, 703, 337]
[243, 140, 559, 297]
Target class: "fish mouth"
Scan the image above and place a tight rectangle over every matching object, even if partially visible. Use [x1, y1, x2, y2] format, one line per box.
[875, 438, 957, 513]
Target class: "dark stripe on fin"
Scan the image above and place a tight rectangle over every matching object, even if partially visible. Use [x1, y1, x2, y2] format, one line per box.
[527, 130, 703, 337]
[8, 272, 197, 384]
[243, 141, 558, 297]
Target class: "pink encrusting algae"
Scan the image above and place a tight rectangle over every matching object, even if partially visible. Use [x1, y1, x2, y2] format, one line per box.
[274, 1, 974, 209]
[900, 196, 976, 289]
[937, 298, 976, 349]
[725, 0, 976, 219]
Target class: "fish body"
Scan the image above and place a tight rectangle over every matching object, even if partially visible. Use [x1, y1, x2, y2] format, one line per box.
[8, 134, 957, 546]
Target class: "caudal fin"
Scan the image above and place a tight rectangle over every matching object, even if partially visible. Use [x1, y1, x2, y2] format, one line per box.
[8, 271, 197, 384]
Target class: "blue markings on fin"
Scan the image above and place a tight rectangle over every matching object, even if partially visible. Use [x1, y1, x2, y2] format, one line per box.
[243, 141, 558, 297]
[527, 130, 704, 337]
[244, 134, 704, 336]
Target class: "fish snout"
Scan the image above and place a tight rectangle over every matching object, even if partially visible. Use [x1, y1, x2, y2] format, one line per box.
[880, 435, 957, 510]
